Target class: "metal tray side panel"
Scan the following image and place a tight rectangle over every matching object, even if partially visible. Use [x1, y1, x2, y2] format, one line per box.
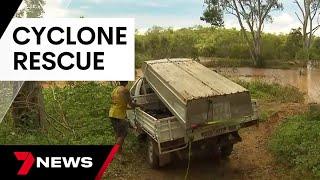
[228, 92, 253, 118]
[156, 117, 186, 143]
[187, 92, 254, 125]
[186, 99, 210, 125]
[135, 108, 157, 139]
[144, 65, 188, 128]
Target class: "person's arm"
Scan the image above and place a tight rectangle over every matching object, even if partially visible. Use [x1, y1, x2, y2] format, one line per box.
[122, 88, 138, 108]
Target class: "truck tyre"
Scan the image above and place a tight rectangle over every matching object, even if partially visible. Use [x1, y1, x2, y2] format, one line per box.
[137, 134, 147, 143]
[220, 144, 233, 159]
[147, 137, 160, 168]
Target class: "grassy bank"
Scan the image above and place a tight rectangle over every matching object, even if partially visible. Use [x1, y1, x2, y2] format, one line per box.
[235, 80, 305, 122]
[236, 80, 304, 103]
[269, 113, 320, 178]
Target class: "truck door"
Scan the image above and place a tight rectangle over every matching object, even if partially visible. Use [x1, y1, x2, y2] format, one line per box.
[130, 77, 154, 106]
[127, 78, 143, 128]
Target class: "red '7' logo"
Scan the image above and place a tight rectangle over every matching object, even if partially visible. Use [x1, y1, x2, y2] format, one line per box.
[14, 152, 35, 176]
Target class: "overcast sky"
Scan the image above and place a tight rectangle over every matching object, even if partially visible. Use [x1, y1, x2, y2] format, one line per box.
[41, 0, 319, 35]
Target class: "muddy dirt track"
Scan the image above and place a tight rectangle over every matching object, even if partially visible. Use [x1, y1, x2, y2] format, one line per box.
[106, 103, 307, 180]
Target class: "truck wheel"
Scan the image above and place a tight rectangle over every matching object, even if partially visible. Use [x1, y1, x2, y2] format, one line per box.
[147, 137, 160, 168]
[220, 144, 233, 159]
[137, 134, 147, 143]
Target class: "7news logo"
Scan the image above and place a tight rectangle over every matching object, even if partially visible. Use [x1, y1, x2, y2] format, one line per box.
[0, 145, 116, 180]
[14, 152, 93, 176]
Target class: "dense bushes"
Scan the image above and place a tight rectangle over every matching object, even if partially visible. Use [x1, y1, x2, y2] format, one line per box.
[269, 113, 320, 178]
[0, 82, 136, 145]
[136, 26, 320, 67]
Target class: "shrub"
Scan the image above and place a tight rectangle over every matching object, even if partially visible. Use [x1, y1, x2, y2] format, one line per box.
[0, 82, 120, 145]
[269, 113, 320, 178]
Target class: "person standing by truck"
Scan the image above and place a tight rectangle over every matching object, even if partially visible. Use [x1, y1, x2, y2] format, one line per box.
[109, 81, 137, 154]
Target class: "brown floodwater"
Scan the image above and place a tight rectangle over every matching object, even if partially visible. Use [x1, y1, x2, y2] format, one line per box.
[213, 65, 320, 103]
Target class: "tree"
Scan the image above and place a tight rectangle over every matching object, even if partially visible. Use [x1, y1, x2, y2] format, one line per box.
[12, 0, 46, 129]
[310, 37, 320, 60]
[16, 0, 45, 18]
[294, 0, 320, 60]
[201, 0, 283, 67]
[201, 0, 224, 26]
[284, 28, 303, 59]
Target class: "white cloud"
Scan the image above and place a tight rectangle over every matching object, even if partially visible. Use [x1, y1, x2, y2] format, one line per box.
[43, 0, 83, 18]
[224, 15, 240, 29]
[91, 0, 104, 4]
[107, 14, 207, 29]
[79, 5, 90, 10]
[264, 13, 300, 34]
[274, 13, 296, 25]
[140, 2, 169, 8]
[56, 0, 73, 8]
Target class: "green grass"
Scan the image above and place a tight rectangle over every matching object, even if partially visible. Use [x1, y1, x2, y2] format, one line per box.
[0, 82, 133, 145]
[258, 108, 278, 122]
[269, 113, 320, 178]
[236, 80, 305, 103]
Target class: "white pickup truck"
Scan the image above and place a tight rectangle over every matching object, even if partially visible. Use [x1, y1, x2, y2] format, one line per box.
[127, 59, 258, 168]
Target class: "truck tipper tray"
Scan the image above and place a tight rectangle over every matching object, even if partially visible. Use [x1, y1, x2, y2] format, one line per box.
[142, 58, 254, 129]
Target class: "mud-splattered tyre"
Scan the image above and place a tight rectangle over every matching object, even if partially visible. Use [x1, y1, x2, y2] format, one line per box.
[147, 137, 160, 169]
[220, 144, 233, 159]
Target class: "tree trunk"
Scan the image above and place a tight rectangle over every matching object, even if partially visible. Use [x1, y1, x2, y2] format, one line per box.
[307, 8, 313, 60]
[302, 0, 311, 60]
[12, 82, 46, 130]
[253, 32, 263, 67]
[302, 21, 308, 49]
